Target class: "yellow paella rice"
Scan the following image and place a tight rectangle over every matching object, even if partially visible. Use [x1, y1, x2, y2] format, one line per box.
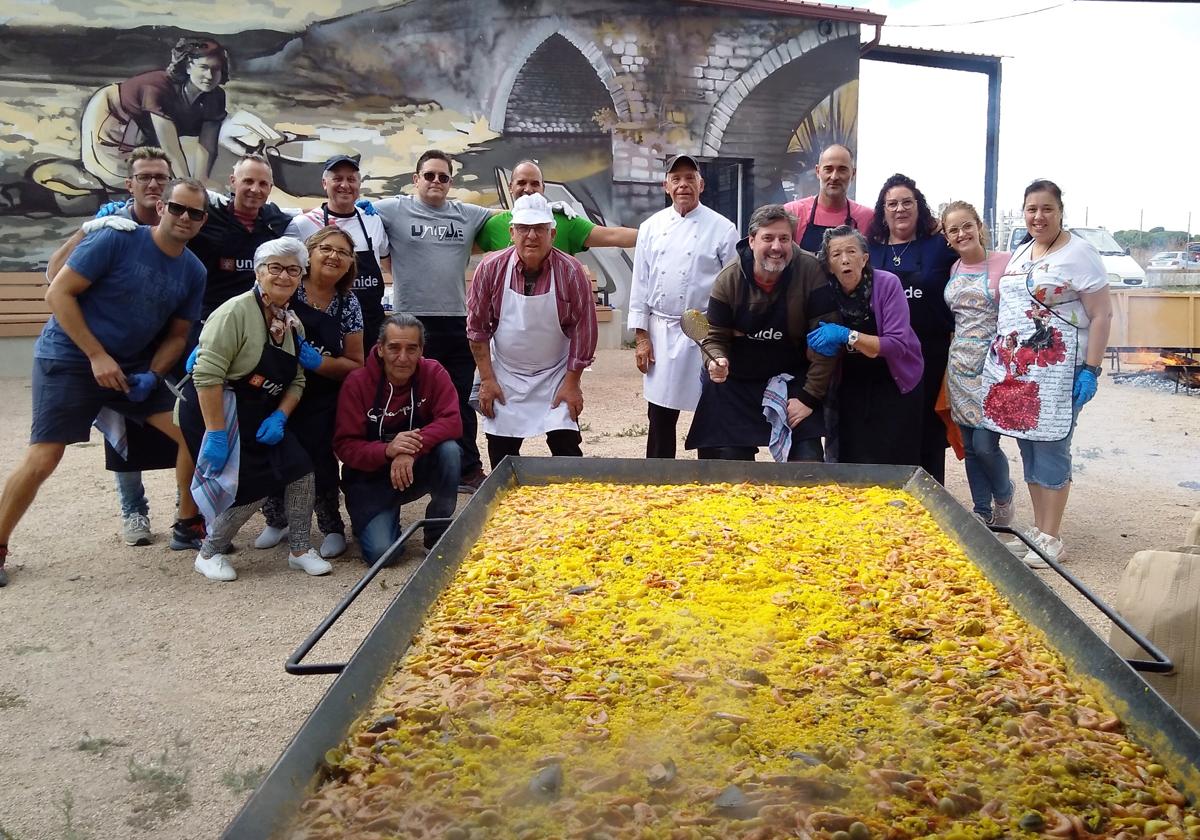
[289, 483, 1200, 840]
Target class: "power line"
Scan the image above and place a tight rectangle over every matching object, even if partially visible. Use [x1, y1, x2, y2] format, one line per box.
[884, 2, 1071, 28]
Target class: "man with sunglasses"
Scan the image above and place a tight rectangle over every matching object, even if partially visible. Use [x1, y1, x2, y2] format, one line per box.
[372, 150, 495, 494]
[0, 179, 209, 587]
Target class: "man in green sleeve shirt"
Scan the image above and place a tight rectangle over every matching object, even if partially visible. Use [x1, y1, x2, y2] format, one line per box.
[475, 160, 638, 254]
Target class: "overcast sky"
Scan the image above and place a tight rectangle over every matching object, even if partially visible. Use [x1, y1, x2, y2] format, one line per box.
[847, 0, 1200, 234]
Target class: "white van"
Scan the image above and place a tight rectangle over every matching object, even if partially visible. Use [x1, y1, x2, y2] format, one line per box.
[1004, 226, 1145, 287]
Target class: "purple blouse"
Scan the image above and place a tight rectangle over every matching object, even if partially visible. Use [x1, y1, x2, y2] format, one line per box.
[870, 269, 924, 394]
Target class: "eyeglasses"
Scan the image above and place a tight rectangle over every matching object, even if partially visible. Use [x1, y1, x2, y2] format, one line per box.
[420, 171, 451, 184]
[512, 224, 551, 237]
[132, 173, 171, 185]
[315, 243, 353, 259]
[944, 221, 979, 238]
[264, 262, 304, 278]
[165, 201, 206, 221]
[885, 199, 916, 211]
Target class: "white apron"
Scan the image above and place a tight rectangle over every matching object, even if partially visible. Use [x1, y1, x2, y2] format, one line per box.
[482, 255, 576, 438]
[644, 311, 703, 411]
[979, 244, 1082, 441]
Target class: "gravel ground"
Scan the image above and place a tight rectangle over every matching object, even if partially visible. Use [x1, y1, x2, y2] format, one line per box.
[0, 353, 1197, 839]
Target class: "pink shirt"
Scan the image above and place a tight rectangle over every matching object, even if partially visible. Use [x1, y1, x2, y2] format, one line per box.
[783, 195, 875, 249]
[466, 247, 597, 372]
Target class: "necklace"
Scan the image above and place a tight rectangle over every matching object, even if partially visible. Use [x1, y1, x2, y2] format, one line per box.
[890, 240, 913, 267]
[1031, 230, 1064, 261]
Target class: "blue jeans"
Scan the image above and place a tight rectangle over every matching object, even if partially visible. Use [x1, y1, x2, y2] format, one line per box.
[115, 471, 148, 518]
[958, 423, 1013, 518]
[351, 440, 461, 565]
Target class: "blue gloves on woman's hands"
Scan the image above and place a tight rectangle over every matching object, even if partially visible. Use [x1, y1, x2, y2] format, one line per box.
[807, 321, 851, 357]
[297, 340, 324, 372]
[198, 429, 229, 476]
[355, 198, 377, 216]
[126, 371, 160, 402]
[1072, 368, 1098, 411]
[256, 409, 288, 445]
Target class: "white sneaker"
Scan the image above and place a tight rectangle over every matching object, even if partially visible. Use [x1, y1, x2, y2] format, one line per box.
[992, 496, 1016, 527]
[194, 552, 237, 582]
[319, 532, 347, 559]
[1023, 532, 1064, 569]
[288, 549, 332, 576]
[1005, 526, 1041, 556]
[122, 513, 152, 546]
[254, 525, 289, 549]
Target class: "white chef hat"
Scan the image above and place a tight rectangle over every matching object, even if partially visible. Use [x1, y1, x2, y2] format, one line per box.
[509, 193, 557, 229]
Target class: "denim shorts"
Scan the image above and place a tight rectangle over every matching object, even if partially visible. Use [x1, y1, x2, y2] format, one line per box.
[30, 358, 175, 445]
[1015, 408, 1079, 490]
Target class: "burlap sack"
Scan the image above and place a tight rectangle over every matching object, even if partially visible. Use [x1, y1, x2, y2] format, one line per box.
[1109, 550, 1200, 729]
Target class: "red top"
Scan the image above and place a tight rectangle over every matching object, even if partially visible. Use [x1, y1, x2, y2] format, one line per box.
[466, 246, 598, 372]
[116, 69, 227, 137]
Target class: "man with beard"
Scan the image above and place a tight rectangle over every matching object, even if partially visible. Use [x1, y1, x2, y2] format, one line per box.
[685, 204, 837, 462]
[782, 144, 874, 254]
[628, 154, 738, 458]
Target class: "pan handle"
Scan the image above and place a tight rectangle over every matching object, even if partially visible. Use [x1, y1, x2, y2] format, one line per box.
[285, 517, 453, 676]
[989, 525, 1173, 674]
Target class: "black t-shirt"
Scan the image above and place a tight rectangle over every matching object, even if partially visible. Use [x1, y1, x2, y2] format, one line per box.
[187, 200, 293, 318]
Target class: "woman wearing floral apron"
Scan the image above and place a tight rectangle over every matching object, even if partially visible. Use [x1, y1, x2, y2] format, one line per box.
[980, 180, 1112, 568]
[941, 200, 1014, 526]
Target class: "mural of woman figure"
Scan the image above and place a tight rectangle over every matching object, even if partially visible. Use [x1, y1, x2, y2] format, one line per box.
[80, 37, 229, 190]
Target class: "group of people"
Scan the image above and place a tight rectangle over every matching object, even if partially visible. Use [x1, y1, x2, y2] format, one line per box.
[0, 139, 1110, 588]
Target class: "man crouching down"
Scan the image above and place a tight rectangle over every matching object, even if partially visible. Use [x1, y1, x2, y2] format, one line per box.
[334, 313, 462, 564]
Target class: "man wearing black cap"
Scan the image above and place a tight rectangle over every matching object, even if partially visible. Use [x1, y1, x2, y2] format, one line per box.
[286, 155, 391, 348]
[628, 153, 738, 458]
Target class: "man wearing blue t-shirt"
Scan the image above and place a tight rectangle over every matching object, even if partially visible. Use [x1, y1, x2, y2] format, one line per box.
[0, 178, 209, 587]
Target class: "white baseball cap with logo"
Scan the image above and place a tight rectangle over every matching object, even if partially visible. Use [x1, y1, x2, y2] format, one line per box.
[510, 193, 557, 229]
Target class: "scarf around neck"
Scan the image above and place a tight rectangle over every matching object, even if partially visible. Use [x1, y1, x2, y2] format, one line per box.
[255, 284, 302, 343]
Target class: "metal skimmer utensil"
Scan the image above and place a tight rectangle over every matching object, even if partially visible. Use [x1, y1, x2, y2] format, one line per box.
[680, 309, 719, 364]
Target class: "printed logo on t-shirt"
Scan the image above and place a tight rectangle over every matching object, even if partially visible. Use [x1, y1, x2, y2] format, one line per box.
[410, 223, 464, 242]
[748, 328, 784, 341]
[219, 257, 254, 272]
[248, 374, 285, 397]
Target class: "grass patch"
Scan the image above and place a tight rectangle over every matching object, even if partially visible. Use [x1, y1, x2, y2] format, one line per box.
[77, 733, 126, 756]
[614, 423, 649, 437]
[0, 688, 25, 710]
[221, 763, 267, 794]
[0, 822, 24, 839]
[125, 733, 192, 829]
[56, 790, 88, 840]
[10, 644, 49, 656]
[578, 422, 592, 432]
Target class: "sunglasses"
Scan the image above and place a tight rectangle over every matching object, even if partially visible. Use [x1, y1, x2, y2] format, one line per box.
[165, 201, 207, 221]
[420, 171, 451, 184]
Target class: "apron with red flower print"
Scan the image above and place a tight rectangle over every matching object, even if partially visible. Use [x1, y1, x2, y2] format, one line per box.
[979, 242, 1084, 442]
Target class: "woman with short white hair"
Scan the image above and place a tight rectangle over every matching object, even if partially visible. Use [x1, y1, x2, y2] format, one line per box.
[176, 237, 329, 582]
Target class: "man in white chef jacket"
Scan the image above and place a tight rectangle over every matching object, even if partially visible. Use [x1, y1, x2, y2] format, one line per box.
[466, 193, 598, 468]
[628, 154, 739, 458]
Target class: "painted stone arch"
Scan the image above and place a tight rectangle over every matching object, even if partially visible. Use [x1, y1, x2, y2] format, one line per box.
[488, 25, 631, 134]
[699, 23, 858, 158]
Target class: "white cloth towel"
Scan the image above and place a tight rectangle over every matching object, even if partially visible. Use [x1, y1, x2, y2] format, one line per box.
[93, 407, 129, 459]
[762, 373, 794, 463]
[190, 389, 241, 524]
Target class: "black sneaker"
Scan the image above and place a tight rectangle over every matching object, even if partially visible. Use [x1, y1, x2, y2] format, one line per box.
[457, 469, 486, 495]
[169, 516, 205, 551]
[0, 546, 8, 587]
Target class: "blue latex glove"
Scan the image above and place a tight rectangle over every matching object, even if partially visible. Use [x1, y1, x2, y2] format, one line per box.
[198, 429, 229, 477]
[185, 345, 200, 374]
[297, 339, 324, 372]
[1072, 368, 1098, 411]
[806, 321, 851, 357]
[355, 198, 378, 217]
[256, 409, 287, 445]
[125, 371, 160, 403]
[95, 199, 131, 218]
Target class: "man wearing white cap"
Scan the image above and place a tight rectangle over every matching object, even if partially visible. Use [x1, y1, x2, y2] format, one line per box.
[466, 193, 597, 466]
[629, 153, 738, 458]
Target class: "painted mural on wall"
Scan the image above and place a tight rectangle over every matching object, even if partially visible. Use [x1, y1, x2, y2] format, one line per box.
[0, 0, 862, 306]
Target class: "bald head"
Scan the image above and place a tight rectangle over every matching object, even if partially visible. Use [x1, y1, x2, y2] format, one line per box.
[509, 161, 545, 200]
[816, 145, 855, 205]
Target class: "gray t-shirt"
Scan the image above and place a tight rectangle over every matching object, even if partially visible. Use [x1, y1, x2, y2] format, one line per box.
[375, 195, 492, 317]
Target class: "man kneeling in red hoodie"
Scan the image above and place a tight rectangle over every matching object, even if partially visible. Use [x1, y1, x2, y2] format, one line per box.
[334, 313, 463, 564]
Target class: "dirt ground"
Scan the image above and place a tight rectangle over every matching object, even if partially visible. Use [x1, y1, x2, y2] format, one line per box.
[0, 349, 1197, 839]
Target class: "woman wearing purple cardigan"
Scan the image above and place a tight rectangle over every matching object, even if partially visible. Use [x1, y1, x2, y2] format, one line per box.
[807, 225, 924, 467]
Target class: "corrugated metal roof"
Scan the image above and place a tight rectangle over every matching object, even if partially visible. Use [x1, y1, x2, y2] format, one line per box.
[877, 42, 1006, 61]
[680, 0, 886, 26]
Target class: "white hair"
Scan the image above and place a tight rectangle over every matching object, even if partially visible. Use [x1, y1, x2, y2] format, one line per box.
[253, 237, 309, 270]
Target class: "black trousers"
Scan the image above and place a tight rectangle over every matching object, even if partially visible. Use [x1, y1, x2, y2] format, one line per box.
[486, 429, 582, 469]
[697, 437, 824, 463]
[421, 317, 481, 476]
[646, 402, 680, 459]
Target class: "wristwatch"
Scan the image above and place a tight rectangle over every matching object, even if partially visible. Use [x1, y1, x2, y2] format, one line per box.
[846, 330, 860, 349]
[1082, 363, 1102, 376]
